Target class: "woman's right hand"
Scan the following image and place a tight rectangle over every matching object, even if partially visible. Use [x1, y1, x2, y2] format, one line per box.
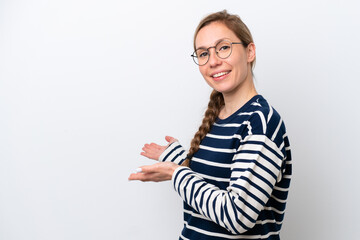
[140, 136, 177, 161]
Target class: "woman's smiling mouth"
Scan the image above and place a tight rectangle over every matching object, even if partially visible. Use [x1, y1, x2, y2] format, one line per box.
[212, 71, 230, 80]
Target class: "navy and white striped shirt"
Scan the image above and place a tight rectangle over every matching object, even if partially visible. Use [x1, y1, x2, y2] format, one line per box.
[159, 95, 292, 240]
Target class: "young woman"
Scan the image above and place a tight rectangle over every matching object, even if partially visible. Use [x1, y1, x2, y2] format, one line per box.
[128, 10, 292, 240]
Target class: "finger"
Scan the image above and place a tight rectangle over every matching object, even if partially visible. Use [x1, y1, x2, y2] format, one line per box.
[143, 143, 152, 150]
[128, 166, 147, 181]
[143, 144, 159, 152]
[138, 164, 157, 173]
[140, 151, 150, 158]
[141, 147, 158, 157]
[128, 172, 159, 182]
[150, 143, 162, 150]
[165, 136, 177, 144]
[142, 145, 154, 153]
[128, 172, 143, 181]
[142, 145, 158, 155]
[142, 145, 164, 157]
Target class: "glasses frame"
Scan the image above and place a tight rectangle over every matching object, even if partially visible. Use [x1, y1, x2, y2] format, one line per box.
[191, 40, 243, 66]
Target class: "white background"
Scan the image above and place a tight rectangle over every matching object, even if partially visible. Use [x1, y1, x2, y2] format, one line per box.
[1, 0, 360, 239]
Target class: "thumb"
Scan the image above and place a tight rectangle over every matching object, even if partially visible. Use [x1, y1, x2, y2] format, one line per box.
[165, 136, 177, 144]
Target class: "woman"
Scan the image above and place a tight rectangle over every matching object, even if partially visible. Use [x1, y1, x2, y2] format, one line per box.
[128, 10, 292, 240]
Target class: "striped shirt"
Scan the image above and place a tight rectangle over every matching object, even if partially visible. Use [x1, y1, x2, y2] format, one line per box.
[159, 95, 292, 240]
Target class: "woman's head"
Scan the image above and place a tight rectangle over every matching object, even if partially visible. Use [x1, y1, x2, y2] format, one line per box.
[193, 10, 256, 69]
[193, 10, 256, 97]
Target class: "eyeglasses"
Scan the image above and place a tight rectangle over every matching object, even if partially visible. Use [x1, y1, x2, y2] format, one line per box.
[191, 40, 243, 66]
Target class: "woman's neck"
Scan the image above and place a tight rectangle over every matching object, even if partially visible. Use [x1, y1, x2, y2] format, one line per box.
[219, 79, 257, 120]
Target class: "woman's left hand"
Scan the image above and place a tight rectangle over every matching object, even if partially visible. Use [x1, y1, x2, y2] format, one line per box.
[128, 162, 180, 182]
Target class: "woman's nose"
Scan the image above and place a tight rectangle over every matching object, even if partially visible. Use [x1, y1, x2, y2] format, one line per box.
[208, 48, 222, 67]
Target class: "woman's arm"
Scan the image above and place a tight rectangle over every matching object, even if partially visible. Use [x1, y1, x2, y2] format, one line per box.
[171, 134, 285, 234]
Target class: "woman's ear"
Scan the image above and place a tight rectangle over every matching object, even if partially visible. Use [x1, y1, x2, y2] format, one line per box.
[246, 43, 256, 63]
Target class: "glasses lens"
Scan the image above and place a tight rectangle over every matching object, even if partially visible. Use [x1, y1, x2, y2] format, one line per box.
[194, 48, 209, 65]
[216, 40, 232, 59]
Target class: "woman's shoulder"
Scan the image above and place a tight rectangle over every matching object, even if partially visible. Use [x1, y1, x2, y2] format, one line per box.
[236, 95, 286, 140]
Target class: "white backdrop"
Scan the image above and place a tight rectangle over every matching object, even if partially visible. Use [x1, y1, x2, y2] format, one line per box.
[1, 0, 360, 239]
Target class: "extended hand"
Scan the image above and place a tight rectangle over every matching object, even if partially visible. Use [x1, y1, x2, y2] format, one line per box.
[128, 162, 180, 182]
[141, 136, 177, 161]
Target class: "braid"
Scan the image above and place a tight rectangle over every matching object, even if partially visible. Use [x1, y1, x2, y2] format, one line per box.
[182, 90, 224, 167]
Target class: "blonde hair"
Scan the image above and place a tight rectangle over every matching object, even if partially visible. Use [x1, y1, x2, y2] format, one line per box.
[183, 10, 255, 167]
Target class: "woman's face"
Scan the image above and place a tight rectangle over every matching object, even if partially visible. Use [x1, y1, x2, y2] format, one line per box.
[195, 22, 255, 95]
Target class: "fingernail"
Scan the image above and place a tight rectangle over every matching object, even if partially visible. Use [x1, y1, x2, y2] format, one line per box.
[134, 168, 142, 173]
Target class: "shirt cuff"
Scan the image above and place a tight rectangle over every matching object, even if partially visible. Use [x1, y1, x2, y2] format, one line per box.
[158, 141, 187, 165]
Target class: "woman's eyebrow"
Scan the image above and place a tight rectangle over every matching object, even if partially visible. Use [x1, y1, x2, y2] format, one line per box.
[195, 38, 230, 50]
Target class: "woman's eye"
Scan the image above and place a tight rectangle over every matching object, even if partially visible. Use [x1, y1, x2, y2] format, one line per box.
[199, 51, 209, 58]
[219, 45, 230, 51]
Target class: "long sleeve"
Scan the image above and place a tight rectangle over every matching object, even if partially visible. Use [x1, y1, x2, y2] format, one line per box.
[171, 134, 285, 234]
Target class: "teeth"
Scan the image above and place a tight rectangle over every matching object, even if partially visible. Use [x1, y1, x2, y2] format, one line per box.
[213, 71, 229, 78]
